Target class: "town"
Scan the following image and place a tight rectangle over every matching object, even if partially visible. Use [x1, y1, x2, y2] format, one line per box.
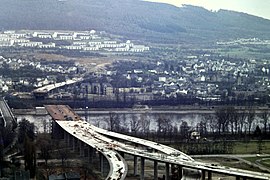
[1, 48, 270, 107]
[1, 1, 270, 179]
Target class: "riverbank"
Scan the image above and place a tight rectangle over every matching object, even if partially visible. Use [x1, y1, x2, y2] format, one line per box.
[12, 105, 269, 116]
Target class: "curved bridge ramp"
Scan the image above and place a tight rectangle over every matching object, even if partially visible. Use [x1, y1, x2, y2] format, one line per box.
[57, 120, 127, 180]
[45, 105, 270, 180]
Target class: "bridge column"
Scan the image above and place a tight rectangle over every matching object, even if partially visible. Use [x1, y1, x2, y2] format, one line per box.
[208, 171, 212, 180]
[79, 141, 84, 156]
[120, 151, 125, 158]
[165, 163, 170, 180]
[99, 153, 104, 176]
[64, 132, 68, 144]
[72, 137, 76, 151]
[134, 155, 138, 176]
[88, 146, 94, 163]
[177, 165, 183, 179]
[68, 134, 72, 148]
[201, 170, 206, 180]
[236, 176, 240, 180]
[154, 161, 158, 180]
[140, 157, 145, 180]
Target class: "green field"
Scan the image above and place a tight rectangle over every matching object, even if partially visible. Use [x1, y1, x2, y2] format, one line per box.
[233, 141, 270, 154]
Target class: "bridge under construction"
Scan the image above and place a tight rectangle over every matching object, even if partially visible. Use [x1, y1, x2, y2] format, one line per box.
[45, 105, 270, 180]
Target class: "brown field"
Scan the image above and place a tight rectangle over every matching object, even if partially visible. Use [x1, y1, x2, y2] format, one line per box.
[34, 53, 116, 65]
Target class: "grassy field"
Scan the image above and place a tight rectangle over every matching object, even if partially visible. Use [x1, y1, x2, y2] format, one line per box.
[232, 141, 270, 154]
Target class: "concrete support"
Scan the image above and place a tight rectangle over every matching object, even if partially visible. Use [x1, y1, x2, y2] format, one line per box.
[72, 137, 76, 151]
[88, 147, 94, 163]
[140, 157, 145, 180]
[236, 176, 240, 180]
[165, 163, 170, 180]
[177, 166, 183, 180]
[208, 171, 212, 180]
[67, 133, 71, 147]
[84, 146, 88, 157]
[154, 161, 158, 180]
[201, 170, 206, 180]
[134, 156, 138, 176]
[119, 151, 125, 158]
[64, 132, 68, 144]
[100, 153, 104, 176]
[79, 141, 84, 156]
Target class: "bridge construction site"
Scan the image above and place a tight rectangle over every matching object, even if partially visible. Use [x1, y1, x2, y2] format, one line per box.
[44, 105, 270, 180]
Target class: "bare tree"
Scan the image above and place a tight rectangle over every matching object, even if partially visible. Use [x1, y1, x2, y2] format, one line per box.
[179, 121, 189, 139]
[57, 146, 69, 168]
[106, 112, 121, 132]
[238, 111, 247, 134]
[18, 119, 36, 178]
[215, 108, 231, 134]
[202, 114, 216, 134]
[247, 107, 255, 135]
[130, 114, 141, 136]
[156, 116, 172, 141]
[260, 110, 269, 134]
[140, 114, 150, 138]
[228, 107, 239, 134]
[172, 124, 178, 142]
[37, 134, 51, 166]
[23, 136, 36, 178]
[198, 114, 211, 136]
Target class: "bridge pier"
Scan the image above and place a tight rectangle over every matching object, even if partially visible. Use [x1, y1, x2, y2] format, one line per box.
[134, 155, 138, 176]
[88, 146, 94, 163]
[68, 134, 72, 148]
[208, 171, 212, 180]
[165, 163, 170, 180]
[202, 170, 206, 180]
[178, 165, 183, 179]
[201, 170, 212, 180]
[99, 152, 104, 176]
[64, 132, 68, 144]
[154, 161, 158, 180]
[72, 137, 76, 151]
[120, 151, 125, 158]
[79, 141, 84, 156]
[140, 157, 145, 180]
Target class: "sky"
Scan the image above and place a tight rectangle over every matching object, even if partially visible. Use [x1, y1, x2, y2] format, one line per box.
[145, 0, 270, 20]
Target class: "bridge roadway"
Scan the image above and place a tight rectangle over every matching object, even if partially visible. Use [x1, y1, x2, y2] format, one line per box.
[33, 77, 83, 94]
[57, 120, 127, 180]
[46, 105, 270, 180]
[0, 97, 16, 128]
[58, 120, 270, 180]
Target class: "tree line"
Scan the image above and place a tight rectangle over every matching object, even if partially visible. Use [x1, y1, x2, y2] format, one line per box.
[104, 106, 269, 141]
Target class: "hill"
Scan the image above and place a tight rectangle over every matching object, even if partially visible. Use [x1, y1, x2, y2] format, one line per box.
[1, 0, 270, 43]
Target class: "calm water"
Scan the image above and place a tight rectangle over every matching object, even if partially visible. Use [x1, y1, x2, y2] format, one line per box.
[16, 111, 262, 133]
[16, 112, 205, 133]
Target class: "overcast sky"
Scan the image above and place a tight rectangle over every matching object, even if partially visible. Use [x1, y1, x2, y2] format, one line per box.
[145, 0, 270, 20]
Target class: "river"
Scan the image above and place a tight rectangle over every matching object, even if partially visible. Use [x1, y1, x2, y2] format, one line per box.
[15, 109, 263, 133]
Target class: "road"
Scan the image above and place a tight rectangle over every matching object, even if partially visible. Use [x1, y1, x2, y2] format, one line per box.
[0, 98, 16, 128]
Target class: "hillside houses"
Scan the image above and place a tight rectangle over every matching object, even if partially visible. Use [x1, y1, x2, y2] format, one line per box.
[101, 55, 270, 103]
[0, 30, 150, 53]
[0, 56, 81, 93]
